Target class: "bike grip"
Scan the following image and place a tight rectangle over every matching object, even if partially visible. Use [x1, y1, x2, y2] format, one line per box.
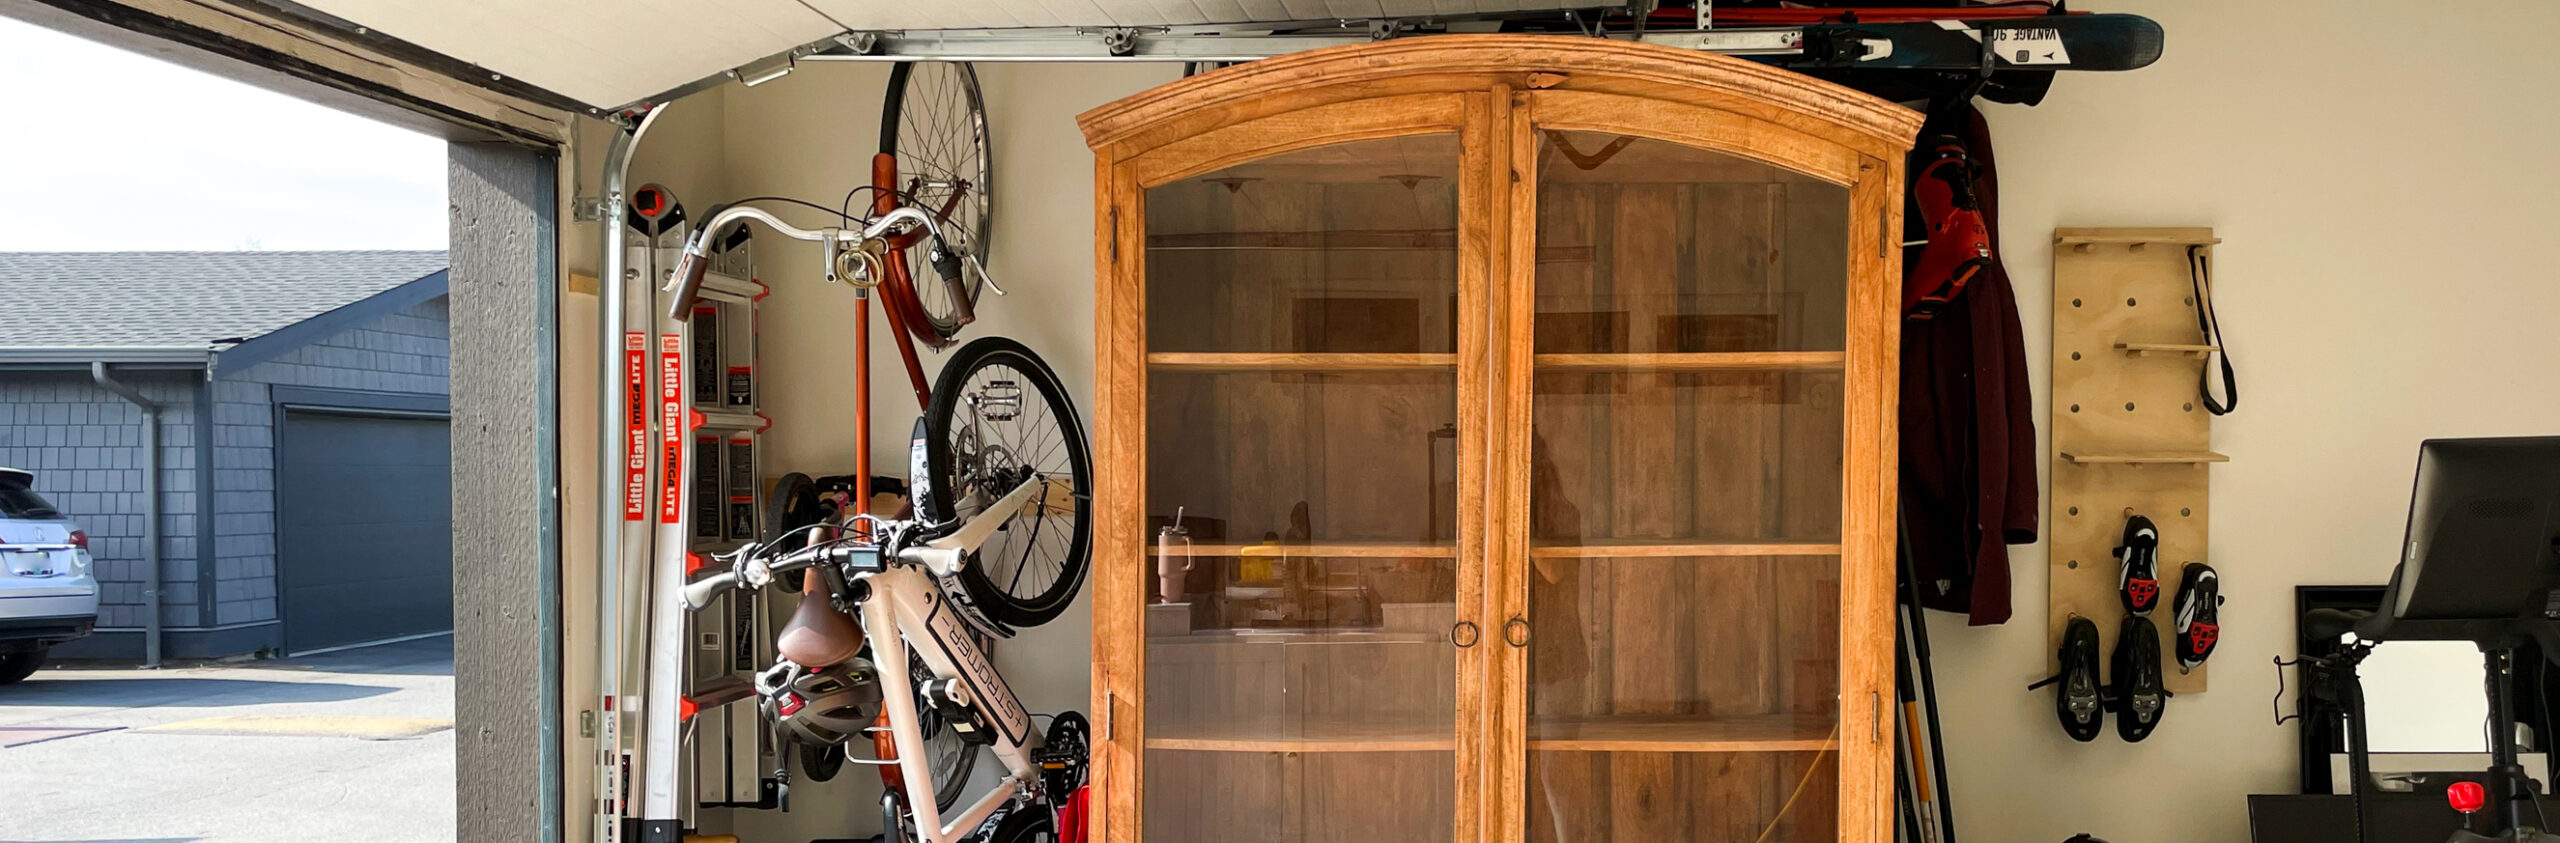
[663, 241, 713, 323]
[680, 570, 737, 611]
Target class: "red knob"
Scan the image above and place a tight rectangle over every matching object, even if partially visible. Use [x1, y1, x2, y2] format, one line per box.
[2449, 781, 2488, 814]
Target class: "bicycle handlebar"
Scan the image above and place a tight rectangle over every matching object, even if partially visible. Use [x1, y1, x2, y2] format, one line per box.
[679, 539, 879, 610]
[678, 567, 741, 611]
[660, 204, 939, 323]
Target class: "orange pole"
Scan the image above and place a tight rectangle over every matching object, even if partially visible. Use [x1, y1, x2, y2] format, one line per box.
[854, 286, 872, 524]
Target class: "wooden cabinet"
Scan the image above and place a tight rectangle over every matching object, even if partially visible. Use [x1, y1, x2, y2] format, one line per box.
[1080, 37, 1920, 843]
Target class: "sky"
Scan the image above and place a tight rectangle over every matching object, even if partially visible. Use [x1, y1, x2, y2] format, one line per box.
[0, 15, 447, 251]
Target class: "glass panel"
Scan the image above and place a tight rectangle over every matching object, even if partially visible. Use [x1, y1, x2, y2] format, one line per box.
[1146, 134, 1463, 355]
[1532, 130, 1849, 354]
[1142, 134, 1461, 843]
[1526, 131, 1847, 842]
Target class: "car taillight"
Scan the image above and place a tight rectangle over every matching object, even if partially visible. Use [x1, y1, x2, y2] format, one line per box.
[67, 530, 86, 550]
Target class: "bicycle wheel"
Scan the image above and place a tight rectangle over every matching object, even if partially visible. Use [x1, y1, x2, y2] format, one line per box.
[981, 804, 1056, 843]
[880, 61, 991, 345]
[873, 648, 978, 812]
[918, 337, 1092, 629]
[762, 472, 819, 593]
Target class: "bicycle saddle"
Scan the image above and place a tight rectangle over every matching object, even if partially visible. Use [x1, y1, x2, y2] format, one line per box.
[777, 569, 864, 668]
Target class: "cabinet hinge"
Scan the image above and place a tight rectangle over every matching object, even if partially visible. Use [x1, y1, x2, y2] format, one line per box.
[1105, 690, 1118, 741]
[1108, 208, 1120, 263]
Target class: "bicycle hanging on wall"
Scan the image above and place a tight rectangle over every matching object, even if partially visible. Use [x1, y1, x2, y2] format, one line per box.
[657, 198, 1091, 843]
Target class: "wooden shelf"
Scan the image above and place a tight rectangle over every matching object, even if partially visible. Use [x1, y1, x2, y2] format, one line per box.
[1529, 713, 1838, 753]
[1529, 540, 1839, 558]
[1149, 228, 1453, 251]
[1186, 542, 1454, 558]
[2114, 342, 2220, 358]
[2060, 450, 2230, 465]
[1146, 713, 1837, 754]
[2053, 228, 2222, 247]
[1146, 715, 1453, 753]
[1145, 229, 1586, 263]
[1147, 352, 1457, 372]
[1533, 351, 1844, 372]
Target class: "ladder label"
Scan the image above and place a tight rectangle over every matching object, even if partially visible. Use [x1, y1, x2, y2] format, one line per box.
[623, 333, 648, 521]
[659, 335, 685, 524]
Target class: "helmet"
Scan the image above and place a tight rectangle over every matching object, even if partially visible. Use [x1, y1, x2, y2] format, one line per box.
[757, 658, 882, 746]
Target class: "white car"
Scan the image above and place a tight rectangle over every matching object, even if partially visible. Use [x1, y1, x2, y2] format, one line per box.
[0, 467, 98, 683]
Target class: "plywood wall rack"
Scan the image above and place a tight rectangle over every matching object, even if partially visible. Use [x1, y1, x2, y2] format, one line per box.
[2048, 226, 2223, 695]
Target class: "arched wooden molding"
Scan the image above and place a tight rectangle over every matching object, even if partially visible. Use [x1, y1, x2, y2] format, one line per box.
[1080, 35, 1923, 166]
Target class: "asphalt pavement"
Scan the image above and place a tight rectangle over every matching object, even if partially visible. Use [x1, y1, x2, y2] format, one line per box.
[0, 636, 456, 842]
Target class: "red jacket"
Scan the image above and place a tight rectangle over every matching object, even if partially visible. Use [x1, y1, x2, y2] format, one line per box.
[1900, 104, 2039, 625]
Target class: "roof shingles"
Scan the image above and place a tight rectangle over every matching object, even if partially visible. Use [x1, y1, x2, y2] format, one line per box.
[0, 251, 447, 350]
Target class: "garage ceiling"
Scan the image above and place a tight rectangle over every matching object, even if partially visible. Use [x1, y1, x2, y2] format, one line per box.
[288, 0, 1611, 112]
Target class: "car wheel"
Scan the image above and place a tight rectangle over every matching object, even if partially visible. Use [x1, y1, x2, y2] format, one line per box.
[0, 649, 45, 685]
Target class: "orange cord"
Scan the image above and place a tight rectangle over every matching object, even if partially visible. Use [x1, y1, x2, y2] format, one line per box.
[1751, 721, 1843, 843]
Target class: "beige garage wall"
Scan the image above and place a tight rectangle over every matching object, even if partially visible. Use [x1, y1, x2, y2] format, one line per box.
[1938, 0, 2560, 839]
[556, 0, 2560, 838]
[704, 60, 1178, 839]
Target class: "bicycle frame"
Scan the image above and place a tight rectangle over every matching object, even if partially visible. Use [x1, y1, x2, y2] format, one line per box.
[858, 564, 1040, 843]
[682, 472, 1055, 842]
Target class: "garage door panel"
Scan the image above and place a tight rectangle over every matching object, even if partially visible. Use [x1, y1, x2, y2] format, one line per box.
[279, 412, 454, 654]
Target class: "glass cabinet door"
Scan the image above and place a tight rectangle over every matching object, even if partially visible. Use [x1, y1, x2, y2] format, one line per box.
[1518, 129, 1852, 842]
[1139, 133, 1467, 843]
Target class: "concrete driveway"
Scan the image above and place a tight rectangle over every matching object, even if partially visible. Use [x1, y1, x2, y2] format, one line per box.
[0, 636, 455, 843]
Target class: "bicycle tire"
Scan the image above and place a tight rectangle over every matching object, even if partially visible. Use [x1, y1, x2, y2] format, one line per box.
[919, 337, 1093, 629]
[981, 804, 1056, 843]
[880, 61, 991, 346]
[796, 737, 845, 783]
[762, 472, 819, 593]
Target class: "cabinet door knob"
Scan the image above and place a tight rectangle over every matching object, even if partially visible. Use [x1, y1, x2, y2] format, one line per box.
[1503, 616, 1531, 648]
[1451, 621, 1480, 648]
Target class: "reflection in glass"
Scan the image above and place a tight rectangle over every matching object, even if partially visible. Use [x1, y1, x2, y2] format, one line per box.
[1141, 134, 1462, 843]
[1525, 131, 1848, 842]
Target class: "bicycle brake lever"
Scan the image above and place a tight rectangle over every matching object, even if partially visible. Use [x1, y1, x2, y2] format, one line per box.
[966, 251, 1008, 297]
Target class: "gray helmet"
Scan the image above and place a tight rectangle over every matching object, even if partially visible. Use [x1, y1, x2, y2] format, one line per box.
[756, 658, 882, 746]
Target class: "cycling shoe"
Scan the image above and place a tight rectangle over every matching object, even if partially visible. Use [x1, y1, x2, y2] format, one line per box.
[2029, 615, 2106, 742]
[2116, 514, 2162, 616]
[2173, 562, 2223, 673]
[2111, 615, 2168, 742]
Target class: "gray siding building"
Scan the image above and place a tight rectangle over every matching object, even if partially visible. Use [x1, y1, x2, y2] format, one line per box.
[0, 251, 453, 660]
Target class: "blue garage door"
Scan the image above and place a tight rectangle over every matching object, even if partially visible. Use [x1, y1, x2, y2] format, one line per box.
[277, 411, 453, 654]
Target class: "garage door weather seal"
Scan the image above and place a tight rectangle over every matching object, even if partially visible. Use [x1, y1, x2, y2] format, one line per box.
[285, 627, 454, 659]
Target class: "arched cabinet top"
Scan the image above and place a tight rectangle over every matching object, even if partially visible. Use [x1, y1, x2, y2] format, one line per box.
[1078, 35, 1923, 164]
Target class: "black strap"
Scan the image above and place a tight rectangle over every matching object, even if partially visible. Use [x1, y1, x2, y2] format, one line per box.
[2190, 245, 2238, 415]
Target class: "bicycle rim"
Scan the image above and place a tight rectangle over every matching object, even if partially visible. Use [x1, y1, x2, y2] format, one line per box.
[922, 338, 1093, 629]
[881, 61, 991, 344]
